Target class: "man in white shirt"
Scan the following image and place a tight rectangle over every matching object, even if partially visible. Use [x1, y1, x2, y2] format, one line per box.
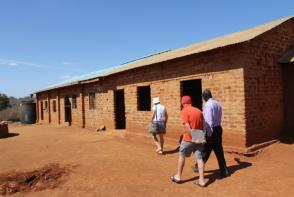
[151, 97, 168, 154]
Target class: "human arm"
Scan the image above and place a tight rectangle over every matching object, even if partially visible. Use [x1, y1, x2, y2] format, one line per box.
[151, 105, 155, 122]
[182, 122, 191, 133]
[164, 109, 168, 124]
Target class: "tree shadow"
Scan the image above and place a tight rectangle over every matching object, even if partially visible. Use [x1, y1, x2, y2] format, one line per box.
[179, 158, 252, 187]
[0, 133, 20, 139]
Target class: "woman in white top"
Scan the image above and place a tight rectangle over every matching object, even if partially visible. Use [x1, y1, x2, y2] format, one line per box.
[151, 97, 168, 154]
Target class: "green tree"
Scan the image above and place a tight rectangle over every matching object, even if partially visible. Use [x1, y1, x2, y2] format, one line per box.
[0, 93, 9, 111]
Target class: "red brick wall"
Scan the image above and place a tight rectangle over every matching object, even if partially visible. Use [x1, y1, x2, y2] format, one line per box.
[83, 82, 106, 129]
[243, 19, 294, 146]
[121, 68, 246, 149]
[58, 85, 83, 127]
[89, 45, 246, 149]
[36, 44, 247, 149]
[35, 19, 294, 151]
[37, 92, 49, 124]
[49, 90, 58, 125]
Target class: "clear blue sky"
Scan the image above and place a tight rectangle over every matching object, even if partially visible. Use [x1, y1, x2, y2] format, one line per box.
[0, 0, 293, 98]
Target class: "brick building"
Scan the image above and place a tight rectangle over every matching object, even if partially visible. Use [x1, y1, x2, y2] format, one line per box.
[34, 16, 294, 153]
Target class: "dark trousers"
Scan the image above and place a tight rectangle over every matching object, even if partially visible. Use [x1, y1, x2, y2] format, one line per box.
[203, 126, 228, 175]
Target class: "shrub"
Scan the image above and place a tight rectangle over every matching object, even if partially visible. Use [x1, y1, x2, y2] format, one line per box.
[0, 105, 20, 122]
[0, 93, 9, 111]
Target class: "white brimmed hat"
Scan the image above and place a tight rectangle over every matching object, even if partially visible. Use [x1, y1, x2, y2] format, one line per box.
[153, 97, 160, 104]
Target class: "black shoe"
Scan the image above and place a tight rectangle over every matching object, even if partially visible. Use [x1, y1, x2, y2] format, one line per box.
[219, 170, 230, 178]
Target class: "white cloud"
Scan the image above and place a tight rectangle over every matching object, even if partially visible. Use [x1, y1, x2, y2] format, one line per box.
[8, 62, 18, 67]
[62, 61, 76, 65]
[0, 58, 83, 71]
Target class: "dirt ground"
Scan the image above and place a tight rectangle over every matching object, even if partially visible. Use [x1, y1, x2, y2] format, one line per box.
[0, 124, 293, 197]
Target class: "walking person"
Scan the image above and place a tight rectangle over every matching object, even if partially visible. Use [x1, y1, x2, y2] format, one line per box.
[193, 89, 229, 177]
[170, 96, 206, 187]
[150, 97, 168, 154]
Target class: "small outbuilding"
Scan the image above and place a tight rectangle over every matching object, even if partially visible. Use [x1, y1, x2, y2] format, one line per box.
[34, 16, 294, 153]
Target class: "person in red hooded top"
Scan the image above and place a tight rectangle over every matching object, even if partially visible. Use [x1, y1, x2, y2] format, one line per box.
[170, 96, 206, 187]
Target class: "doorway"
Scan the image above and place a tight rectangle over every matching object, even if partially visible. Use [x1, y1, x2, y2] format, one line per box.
[40, 101, 44, 120]
[181, 79, 203, 110]
[114, 89, 126, 129]
[283, 64, 294, 132]
[64, 96, 72, 125]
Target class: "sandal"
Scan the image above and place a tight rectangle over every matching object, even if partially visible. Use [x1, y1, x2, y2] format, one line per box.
[157, 150, 164, 155]
[192, 179, 206, 188]
[170, 175, 181, 184]
[155, 148, 163, 154]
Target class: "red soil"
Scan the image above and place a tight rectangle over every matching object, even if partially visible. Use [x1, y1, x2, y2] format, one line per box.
[0, 124, 293, 196]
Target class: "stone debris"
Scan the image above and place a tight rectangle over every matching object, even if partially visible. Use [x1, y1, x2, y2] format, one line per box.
[96, 125, 106, 132]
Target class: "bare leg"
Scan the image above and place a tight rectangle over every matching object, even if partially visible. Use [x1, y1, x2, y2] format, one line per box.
[174, 155, 185, 180]
[159, 133, 164, 151]
[197, 159, 205, 186]
[151, 134, 161, 151]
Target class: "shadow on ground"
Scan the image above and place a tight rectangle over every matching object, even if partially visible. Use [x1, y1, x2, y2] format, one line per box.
[0, 133, 19, 139]
[179, 158, 252, 187]
[280, 131, 294, 144]
[164, 146, 180, 155]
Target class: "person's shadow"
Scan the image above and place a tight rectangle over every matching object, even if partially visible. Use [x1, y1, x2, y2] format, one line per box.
[163, 146, 180, 155]
[164, 135, 182, 155]
[179, 158, 252, 186]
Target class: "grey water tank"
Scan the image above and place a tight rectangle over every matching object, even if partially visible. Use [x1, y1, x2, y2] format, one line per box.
[20, 101, 36, 124]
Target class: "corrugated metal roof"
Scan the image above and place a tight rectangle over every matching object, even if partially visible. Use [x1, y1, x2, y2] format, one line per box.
[279, 48, 294, 63]
[34, 67, 116, 93]
[35, 16, 293, 94]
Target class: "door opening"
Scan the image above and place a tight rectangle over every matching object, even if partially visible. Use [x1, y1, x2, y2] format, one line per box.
[283, 64, 294, 132]
[181, 79, 203, 110]
[64, 96, 72, 126]
[40, 101, 44, 120]
[114, 89, 126, 129]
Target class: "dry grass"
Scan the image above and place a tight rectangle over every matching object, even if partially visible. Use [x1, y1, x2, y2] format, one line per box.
[0, 105, 20, 122]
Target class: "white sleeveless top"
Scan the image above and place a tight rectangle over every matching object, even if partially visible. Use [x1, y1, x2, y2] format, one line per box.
[152, 104, 166, 122]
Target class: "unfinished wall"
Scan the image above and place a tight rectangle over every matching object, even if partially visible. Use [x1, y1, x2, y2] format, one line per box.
[243, 18, 294, 147]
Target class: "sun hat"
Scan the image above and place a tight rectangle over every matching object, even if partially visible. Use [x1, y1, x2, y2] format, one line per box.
[153, 97, 160, 104]
[181, 95, 192, 104]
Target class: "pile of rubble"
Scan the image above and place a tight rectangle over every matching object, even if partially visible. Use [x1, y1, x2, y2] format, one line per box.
[0, 163, 70, 195]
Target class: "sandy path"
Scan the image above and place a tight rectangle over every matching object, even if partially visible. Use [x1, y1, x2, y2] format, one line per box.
[0, 124, 293, 197]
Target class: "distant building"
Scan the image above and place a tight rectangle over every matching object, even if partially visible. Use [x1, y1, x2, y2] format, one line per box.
[34, 16, 294, 153]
